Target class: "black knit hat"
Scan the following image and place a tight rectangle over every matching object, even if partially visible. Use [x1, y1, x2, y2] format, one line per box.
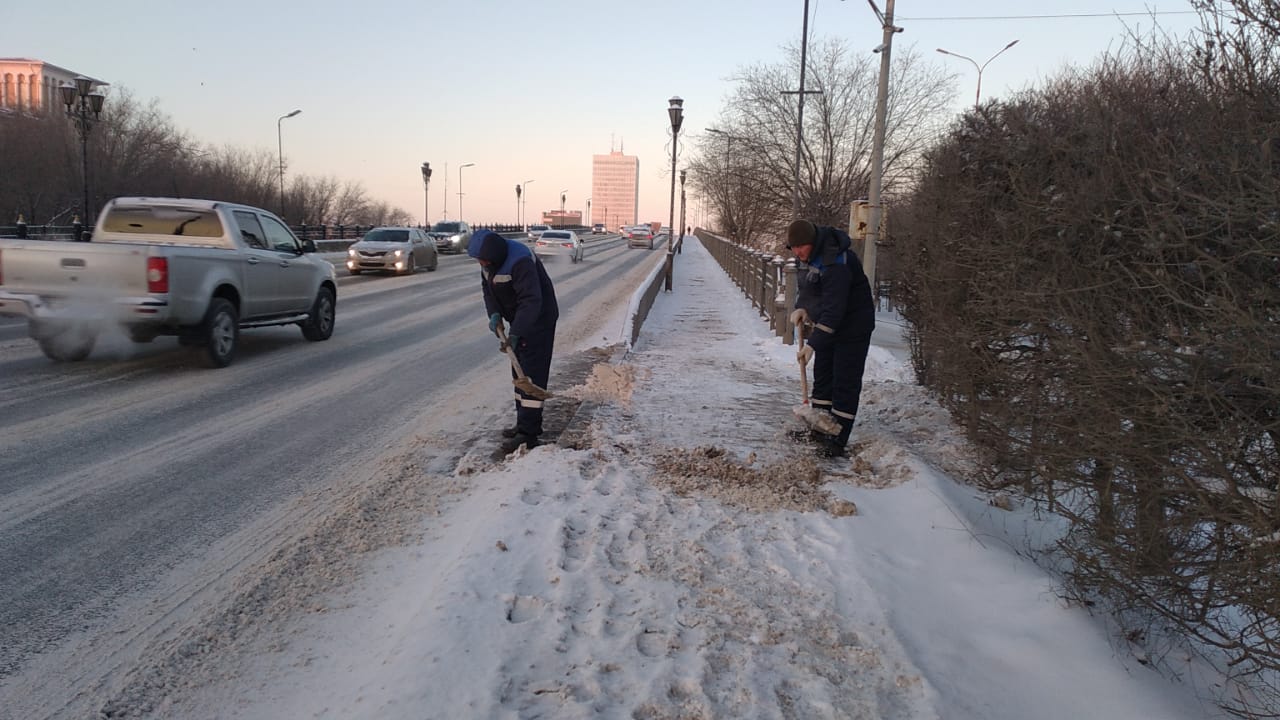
[785, 220, 816, 249]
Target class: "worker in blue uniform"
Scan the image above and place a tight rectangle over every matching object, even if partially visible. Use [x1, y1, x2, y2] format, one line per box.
[468, 230, 559, 452]
[787, 219, 876, 457]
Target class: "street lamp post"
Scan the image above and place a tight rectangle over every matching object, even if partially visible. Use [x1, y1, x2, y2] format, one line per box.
[515, 184, 522, 229]
[522, 179, 534, 231]
[559, 189, 567, 228]
[936, 39, 1019, 106]
[60, 77, 105, 236]
[665, 96, 684, 292]
[421, 162, 432, 227]
[277, 109, 301, 217]
[678, 170, 687, 252]
[586, 197, 591, 228]
[458, 162, 475, 222]
[705, 127, 735, 238]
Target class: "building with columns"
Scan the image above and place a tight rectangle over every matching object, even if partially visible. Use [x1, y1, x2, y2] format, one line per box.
[0, 58, 104, 114]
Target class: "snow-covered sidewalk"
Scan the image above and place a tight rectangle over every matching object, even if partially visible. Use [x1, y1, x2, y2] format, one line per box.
[157, 237, 1221, 719]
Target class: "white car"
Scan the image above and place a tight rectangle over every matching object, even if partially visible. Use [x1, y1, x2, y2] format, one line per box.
[533, 229, 583, 263]
[527, 224, 551, 242]
[347, 226, 438, 275]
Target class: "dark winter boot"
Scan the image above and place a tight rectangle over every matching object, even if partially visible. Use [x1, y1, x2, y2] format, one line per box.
[816, 416, 854, 459]
[500, 431, 539, 453]
[786, 427, 824, 444]
[501, 425, 519, 438]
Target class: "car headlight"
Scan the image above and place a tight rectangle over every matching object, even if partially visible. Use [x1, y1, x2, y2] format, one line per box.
[348, 247, 358, 256]
[393, 249, 403, 257]
[450, 234, 463, 244]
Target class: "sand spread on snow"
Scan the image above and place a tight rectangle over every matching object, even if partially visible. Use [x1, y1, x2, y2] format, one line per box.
[561, 362, 644, 408]
[652, 446, 858, 517]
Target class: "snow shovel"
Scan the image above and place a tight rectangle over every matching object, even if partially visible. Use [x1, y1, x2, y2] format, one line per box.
[792, 322, 840, 435]
[495, 324, 552, 400]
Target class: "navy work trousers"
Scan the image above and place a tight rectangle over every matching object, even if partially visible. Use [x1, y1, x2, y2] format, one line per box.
[512, 328, 555, 436]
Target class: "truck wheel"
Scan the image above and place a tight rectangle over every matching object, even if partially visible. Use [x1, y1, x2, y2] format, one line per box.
[300, 286, 335, 341]
[37, 328, 96, 362]
[202, 298, 238, 368]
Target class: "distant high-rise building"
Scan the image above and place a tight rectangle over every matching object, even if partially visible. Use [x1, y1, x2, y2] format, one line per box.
[0, 58, 104, 113]
[591, 150, 638, 231]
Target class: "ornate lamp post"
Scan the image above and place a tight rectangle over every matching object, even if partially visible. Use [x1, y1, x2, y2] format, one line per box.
[664, 96, 684, 291]
[458, 162, 475, 222]
[60, 77, 105, 236]
[277, 109, 301, 217]
[936, 40, 1019, 106]
[421, 162, 432, 226]
[515, 184, 522, 229]
[558, 189, 567, 228]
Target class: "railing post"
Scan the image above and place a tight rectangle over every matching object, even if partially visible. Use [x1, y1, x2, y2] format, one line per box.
[783, 259, 799, 345]
[770, 256, 786, 337]
[16, 215, 27, 239]
[752, 253, 762, 315]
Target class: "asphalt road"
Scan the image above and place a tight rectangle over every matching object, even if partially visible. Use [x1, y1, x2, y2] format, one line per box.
[0, 233, 659, 718]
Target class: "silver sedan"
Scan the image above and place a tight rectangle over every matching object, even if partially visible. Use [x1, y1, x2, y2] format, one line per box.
[346, 227, 439, 275]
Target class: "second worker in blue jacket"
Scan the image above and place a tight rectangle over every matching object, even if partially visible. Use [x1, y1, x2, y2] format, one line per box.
[469, 230, 560, 452]
[787, 219, 876, 458]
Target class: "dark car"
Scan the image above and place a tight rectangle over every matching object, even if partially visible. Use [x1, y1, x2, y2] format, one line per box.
[429, 221, 473, 254]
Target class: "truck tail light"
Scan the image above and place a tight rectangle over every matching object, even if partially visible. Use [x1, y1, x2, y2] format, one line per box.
[146, 257, 168, 293]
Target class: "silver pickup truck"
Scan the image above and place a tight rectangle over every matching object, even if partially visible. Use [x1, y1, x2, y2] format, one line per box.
[0, 197, 337, 367]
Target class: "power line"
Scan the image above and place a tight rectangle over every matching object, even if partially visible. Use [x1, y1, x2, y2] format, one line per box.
[897, 10, 1199, 21]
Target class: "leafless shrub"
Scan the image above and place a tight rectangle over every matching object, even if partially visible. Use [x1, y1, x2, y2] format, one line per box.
[893, 6, 1280, 715]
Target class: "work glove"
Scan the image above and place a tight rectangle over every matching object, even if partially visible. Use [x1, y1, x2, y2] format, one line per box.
[488, 313, 503, 335]
[789, 308, 809, 326]
[500, 332, 522, 354]
[797, 343, 814, 366]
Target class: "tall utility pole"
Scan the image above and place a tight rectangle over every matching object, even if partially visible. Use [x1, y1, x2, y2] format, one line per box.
[864, 0, 899, 294]
[421, 162, 432, 227]
[781, 0, 821, 220]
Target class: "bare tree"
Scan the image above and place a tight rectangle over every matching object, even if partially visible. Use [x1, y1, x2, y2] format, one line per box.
[0, 84, 412, 230]
[687, 37, 956, 247]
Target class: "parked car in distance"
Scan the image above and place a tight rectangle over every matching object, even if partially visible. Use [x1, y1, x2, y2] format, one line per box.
[428, 221, 473, 254]
[347, 227, 438, 276]
[534, 230, 583, 263]
[527, 224, 551, 242]
[591, 223, 607, 235]
[626, 226, 655, 250]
